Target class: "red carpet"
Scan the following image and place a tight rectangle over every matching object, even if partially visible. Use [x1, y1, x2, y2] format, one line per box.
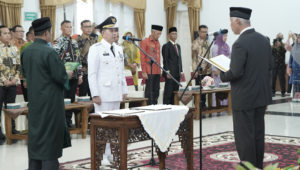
[59, 132, 300, 170]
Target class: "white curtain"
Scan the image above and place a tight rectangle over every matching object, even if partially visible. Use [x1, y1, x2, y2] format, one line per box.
[94, 0, 110, 26]
[123, 5, 135, 37]
[65, 2, 76, 34]
[76, 0, 94, 35]
[55, 6, 64, 40]
[93, 0, 136, 38]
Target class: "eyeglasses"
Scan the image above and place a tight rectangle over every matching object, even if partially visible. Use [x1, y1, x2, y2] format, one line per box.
[83, 26, 92, 29]
[199, 31, 208, 34]
[15, 30, 25, 33]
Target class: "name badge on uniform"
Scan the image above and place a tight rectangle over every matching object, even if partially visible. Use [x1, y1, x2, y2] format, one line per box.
[103, 53, 109, 56]
[118, 52, 123, 61]
[12, 58, 17, 64]
[118, 52, 123, 58]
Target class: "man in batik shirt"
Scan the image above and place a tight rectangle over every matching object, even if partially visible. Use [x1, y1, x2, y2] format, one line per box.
[75, 20, 97, 99]
[0, 25, 21, 138]
[192, 25, 212, 107]
[53, 20, 82, 127]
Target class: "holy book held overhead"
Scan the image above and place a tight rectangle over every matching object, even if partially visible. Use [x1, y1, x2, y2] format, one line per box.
[199, 54, 231, 72]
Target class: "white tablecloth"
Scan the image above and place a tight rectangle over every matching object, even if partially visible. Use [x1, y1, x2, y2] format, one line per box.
[97, 105, 189, 152]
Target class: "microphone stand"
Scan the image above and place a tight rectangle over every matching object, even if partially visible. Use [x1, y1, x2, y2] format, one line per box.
[179, 35, 217, 170]
[128, 40, 182, 170]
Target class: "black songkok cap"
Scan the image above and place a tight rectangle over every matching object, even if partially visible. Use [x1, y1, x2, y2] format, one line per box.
[96, 16, 117, 29]
[230, 7, 252, 20]
[32, 17, 52, 32]
[152, 25, 163, 31]
[169, 27, 177, 33]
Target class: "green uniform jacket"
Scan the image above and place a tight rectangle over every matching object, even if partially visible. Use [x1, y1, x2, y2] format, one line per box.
[21, 38, 68, 160]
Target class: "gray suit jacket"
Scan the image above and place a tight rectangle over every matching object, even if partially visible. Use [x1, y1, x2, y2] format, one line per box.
[220, 28, 273, 110]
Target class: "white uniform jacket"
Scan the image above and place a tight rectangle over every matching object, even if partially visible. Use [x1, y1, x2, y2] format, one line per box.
[88, 39, 128, 102]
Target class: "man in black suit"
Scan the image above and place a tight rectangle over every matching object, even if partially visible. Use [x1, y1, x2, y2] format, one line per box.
[162, 27, 183, 104]
[220, 7, 273, 169]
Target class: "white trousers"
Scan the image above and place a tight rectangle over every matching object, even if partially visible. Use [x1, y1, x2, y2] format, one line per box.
[94, 101, 120, 159]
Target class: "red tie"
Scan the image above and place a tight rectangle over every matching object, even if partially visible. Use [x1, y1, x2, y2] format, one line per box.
[174, 44, 178, 55]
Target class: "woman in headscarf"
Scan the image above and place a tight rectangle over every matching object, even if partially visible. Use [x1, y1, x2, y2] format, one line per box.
[288, 35, 300, 98]
[121, 31, 141, 91]
[211, 30, 231, 107]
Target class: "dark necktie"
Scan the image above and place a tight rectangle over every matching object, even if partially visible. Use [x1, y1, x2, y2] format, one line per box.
[110, 46, 115, 57]
[174, 44, 178, 55]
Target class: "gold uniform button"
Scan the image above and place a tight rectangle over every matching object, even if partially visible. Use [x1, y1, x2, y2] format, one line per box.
[103, 84, 105, 86]
[118, 82, 120, 84]
[115, 60, 117, 62]
[118, 74, 119, 76]
[117, 67, 118, 69]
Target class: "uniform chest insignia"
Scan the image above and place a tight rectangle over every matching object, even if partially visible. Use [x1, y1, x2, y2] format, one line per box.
[103, 53, 109, 56]
[119, 53, 123, 59]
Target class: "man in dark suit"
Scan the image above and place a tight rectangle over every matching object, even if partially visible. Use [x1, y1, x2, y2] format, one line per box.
[220, 7, 273, 169]
[162, 27, 183, 104]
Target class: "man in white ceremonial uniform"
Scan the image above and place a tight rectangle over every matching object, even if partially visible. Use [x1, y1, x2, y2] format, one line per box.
[88, 16, 128, 166]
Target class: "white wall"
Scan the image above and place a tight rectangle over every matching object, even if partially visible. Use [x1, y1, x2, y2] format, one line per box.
[200, 0, 300, 63]
[145, 0, 167, 46]
[21, 0, 40, 39]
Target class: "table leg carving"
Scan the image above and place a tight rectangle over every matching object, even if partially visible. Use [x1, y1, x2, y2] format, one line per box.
[95, 143, 106, 170]
[178, 134, 191, 164]
[95, 126, 120, 169]
[177, 119, 192, 167]
[111, 144, 121, 168]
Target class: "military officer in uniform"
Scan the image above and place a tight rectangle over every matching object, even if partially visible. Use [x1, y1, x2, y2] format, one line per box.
[88, 16, 128, 166]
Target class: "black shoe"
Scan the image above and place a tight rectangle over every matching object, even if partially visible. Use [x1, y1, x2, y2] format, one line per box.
[0, 129, 5, 139]
[281, 94, 286, 97]
[12, 128, 20, 134]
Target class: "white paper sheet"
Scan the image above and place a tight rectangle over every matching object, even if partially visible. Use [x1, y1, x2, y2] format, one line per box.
[198, 54, 230, 72]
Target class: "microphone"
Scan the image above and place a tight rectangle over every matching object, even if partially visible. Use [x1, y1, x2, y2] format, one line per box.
[206, 29, 228, 36]
[122, 35, 142, 42]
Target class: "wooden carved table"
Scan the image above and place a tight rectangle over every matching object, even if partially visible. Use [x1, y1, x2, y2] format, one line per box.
[4, 97, 148, 145]
[174, 88, 232, 120]
[4, 104, 90, 145]
[89, 109, 194, 170]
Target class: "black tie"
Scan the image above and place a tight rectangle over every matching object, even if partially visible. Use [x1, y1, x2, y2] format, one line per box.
[110, 46, 115, 57]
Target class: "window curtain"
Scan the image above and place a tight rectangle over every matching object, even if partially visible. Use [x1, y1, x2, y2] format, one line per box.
[40, 0, 56, 44]
[164, 0, 178, 41]
[64, 2, 75, 34]
[0, 1, 22, 28]
[76, 0, 93, 35]
[181, 0, 202, 42]
[104, 0, 146, 41]
[94, 0, 137, 39]
[188, 7, 199, 42]
[134, 9, 145, 41]
[94, 0, 109, 25]
[55, 6, 64, 39]
[104, 0, 146, 9]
